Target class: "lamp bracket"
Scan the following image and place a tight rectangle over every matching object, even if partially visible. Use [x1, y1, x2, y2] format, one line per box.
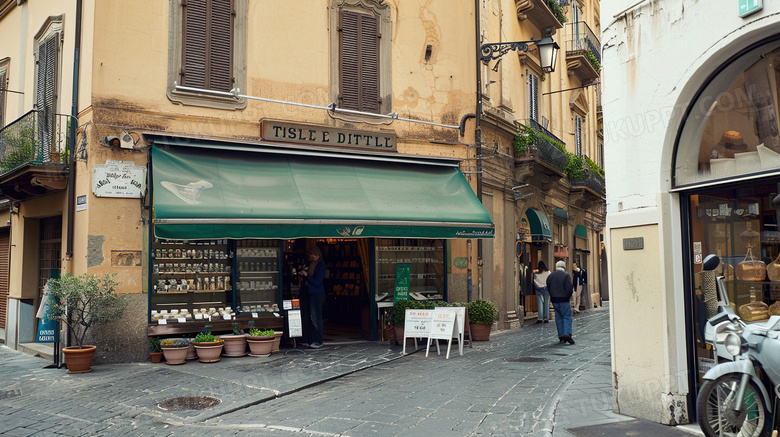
[480, 41, 533, 63]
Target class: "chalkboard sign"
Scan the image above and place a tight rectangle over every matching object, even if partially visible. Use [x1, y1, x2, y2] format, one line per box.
[403, 309, 433, 354]
[393, 263, 412, 304]
[288, 309, 302, 338]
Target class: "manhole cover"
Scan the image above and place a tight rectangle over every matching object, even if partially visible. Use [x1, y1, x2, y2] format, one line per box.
[158, 396, 221, 411]
[505, 357, 548, 362]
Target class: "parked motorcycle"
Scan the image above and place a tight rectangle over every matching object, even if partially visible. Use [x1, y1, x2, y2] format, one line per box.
[698, 254, 780, 437]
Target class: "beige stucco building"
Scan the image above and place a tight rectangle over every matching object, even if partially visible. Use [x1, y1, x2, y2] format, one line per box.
[0, 0, 603, 362]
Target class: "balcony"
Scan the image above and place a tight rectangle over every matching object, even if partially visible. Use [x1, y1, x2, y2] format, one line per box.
[514, 119, 568, 191]
[569, 165, 605, 208]
[514, 0, 564, 35]
[0, 110, 70, 201]
[565, 21, 600, 84]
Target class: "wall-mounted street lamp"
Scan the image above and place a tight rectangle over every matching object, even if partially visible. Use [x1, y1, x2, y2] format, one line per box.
[480, 28, 560, 73]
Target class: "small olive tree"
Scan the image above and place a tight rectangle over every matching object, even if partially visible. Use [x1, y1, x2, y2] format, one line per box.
[47, 273, 127, 349]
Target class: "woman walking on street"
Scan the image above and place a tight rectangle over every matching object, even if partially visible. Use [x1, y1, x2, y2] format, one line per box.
[533, 261, 551, 324]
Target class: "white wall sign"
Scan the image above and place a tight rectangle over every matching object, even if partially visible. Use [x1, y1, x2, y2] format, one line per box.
[76, 195, 87, 212]
[92, 160, 147, 198]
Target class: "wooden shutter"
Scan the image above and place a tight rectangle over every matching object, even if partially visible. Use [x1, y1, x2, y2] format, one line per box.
[528, 71, 538, 122]
[0, 69, 6, 127]
[36, 35, 57, 158]
[0, 229, 9, 330]
[339, 10, 380, 113]
[182, 0, 233, 92]
[575, 115, 582, 156]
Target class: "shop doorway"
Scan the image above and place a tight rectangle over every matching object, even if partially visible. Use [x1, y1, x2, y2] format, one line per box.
[284, 238, 369, 342]
[0, 228, 9, 330]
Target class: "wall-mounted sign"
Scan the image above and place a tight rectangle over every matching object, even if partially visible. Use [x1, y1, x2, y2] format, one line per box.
[738, 0, 762, 17]
[92, 160, 147, 198]
[261, 120, 397, 151]
[623, 237, 644, 251]
[76, 195, 87, 212]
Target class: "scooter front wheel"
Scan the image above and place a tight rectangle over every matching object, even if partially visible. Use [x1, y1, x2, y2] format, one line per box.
[697, 374, 769, 437]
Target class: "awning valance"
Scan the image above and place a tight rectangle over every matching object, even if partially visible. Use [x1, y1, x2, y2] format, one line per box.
[151, 140, 494, 240]
[525, 208, 551, 243]
[553, 208, 568, 220]
[575, 224, 588, 239]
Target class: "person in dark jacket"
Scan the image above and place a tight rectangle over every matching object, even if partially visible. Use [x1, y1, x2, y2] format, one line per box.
[572, 262, 587, 314]
[300, 246, 326, 348]
[547, 260, 575, 345]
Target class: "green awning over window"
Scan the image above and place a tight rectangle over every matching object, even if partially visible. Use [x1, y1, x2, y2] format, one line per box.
[575, 224, 588, 239]
[151, 141, 494, 240]
[553, 208, 568, 220]
[524, 208, 551, 243]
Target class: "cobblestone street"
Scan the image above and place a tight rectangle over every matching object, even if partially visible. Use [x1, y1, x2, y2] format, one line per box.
[0, 305, 695, 436]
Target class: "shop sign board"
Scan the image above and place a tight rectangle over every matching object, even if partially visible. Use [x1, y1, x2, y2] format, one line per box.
[738, 0, 762, 17]
[261, 120, 397, 151]
[393, 263, 412, 304]
[402, 309, 433, 354]
[288, 309, 303, 338]
[36, 282, 59, 343]
[426, 309, 462, 359]
[92, 160, 147, 198]
[623, 237, 644, 251]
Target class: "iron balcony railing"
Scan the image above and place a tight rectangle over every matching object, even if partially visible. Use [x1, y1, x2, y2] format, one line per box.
[566, 21, 601, 64]
[569, 166, 606, 195]
[517, 120, 569, 174]
[0, 110, 70, 176]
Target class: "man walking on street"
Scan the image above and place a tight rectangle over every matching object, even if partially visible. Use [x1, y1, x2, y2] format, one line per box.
[547, 260, 574, 345]
[572, 262, 587, 314]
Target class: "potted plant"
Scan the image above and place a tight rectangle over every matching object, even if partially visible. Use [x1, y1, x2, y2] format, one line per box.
[467, 299, 499, 341]
[191, 332, 224, 363]
[47, 273, 127, 373]
[149, 337, 163, 363]
[221, 322, 248, 357]
[272, 330, 284, 353]
[246, 327, 275, 356]
[159, 338, 189, 365]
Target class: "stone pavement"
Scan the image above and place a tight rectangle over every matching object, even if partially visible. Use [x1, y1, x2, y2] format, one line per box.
[0, 304, 703, 436]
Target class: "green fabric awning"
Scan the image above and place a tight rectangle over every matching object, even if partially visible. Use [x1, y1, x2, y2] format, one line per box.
[524, 208, 551, 243]
[553, 208, 568, 220]
[575, 224, 588, 239]
[151, 141, 494, 240]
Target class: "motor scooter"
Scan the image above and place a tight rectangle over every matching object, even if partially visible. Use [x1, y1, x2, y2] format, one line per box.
[698, 254, 780, 437]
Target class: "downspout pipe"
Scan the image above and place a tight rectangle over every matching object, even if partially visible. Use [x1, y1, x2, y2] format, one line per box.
[474, 0, 483, 301]
[66, 0, 82, 261]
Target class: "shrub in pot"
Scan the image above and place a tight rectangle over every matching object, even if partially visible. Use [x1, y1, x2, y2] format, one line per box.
[467, 299, 498, 341]
[159, 338, 189, 365]
[246, 328, 275, 356]
[47, 273, 127, 373]
[192, 332, 223, 363]
[149, 337, 164, 363]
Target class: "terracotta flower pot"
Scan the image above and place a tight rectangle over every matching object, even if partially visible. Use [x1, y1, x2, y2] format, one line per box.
[272, 331, 283, 353]
[185, 343, 197, 360]
[393, 326, 415, 346]
[150, 351, 164, 363]
[63, 345, 97, 373]
[469, 322, 492, 341]
[161, 346, 188, 365]
[247, 338, 274, 356]
[221, 334, 248, 357]
[193, 341, 224, 363]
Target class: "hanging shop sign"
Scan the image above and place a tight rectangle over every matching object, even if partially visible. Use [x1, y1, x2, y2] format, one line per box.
[92, 160, 147, 198]
[261, 120, 397, 151]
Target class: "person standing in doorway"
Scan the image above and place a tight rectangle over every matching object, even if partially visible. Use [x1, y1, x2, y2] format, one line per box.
[547, 260, 574, 345]
[572, 262, 587, 314]
[300, 246, 326, 348]
[533, 261, 551, 323]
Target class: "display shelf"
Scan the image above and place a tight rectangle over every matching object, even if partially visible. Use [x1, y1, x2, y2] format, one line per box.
[147, 316, 283, 336]
[374, 239, 445, 300]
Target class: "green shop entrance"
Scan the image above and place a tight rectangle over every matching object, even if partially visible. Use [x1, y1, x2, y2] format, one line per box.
[146, 135, 494, 342]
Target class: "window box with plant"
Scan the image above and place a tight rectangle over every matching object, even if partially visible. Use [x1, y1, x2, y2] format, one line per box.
[467, 299, 499, 341]
[47, 273, 127, 373]
[159, 338, 190, 365]
[192, 332, 224, 363]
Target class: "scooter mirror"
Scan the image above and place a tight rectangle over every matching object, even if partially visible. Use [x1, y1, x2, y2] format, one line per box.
[702, 254, 720, 271]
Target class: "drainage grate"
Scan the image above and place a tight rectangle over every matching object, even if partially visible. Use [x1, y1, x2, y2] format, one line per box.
[505, 357, 548, 363]
[0, 389, 21, 400]
[158, 396, 221, 411]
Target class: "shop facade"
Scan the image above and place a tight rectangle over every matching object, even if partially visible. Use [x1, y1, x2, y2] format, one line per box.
[603, 0, 780, 425]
